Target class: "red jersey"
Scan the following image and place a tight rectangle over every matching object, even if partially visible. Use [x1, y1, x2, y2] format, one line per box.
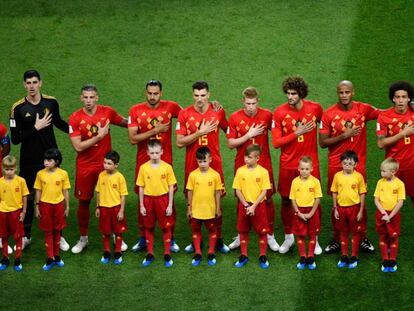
[376, 107, 414, 170]
[128, 100, 182, 169]
[69, 105, 124, 169]
[272, 100, 322, 169]
[320, 101, 378, 168]
[176, 104, 228, 183]
[227, 107, 273, 173]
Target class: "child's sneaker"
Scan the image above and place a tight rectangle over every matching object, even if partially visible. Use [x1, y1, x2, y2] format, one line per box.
[142, 253, 155, 267]
[348, 256, 358, 269]
[0, 257, 10, 271]
[42, 257, 55, 271]
[191, 254, 202, 267]
[113, 252, 123, 265]
[184, 243, 195, 254]
[388, 260, 397, 273]
[381, 260, 389, 273]
[164, 254, 173, 268]
[54, 256, 65, 267]
[13, 259, 22, 272]
[170, 239, 180, 253]
[296, 256, 306, 270]
[207, 253, 216, 266]
[337, 255, 348, 268]
[259, 255, 269, 269]
[234, 255, 249, 268]
[101, 251, 111, 264]
[306, 257, 316, 270]
[131, 237, 147, 252]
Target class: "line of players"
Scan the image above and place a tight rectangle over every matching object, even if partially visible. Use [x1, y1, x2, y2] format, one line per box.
[2, 70, 414, 267]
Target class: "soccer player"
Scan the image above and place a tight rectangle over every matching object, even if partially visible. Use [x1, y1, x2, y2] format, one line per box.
[186, 147, 222, 267]
[233, 144, 271, 269]
[374, 158, 405, 273]
[377, 81, 414, 206]
[69, 84, 128, 254]
[0, 155, 29, 272]
[331, 151, 366, 269]
[34, 149, 70, 271]
[272, 76, 323, 254]
[128, 79, 182, 253]
[96, 151, 128, 265]
[290, 156, 322, 270]
[137, 140, 177, 268]
[0, 123, 11, 255]
[176, 80, 229, 253]
[227, 87, 279, 251]
[319, 80, 377, 254]
[9, 70, 69, 251]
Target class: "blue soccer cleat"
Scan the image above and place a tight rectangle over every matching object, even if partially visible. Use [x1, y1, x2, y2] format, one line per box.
[234, 255, 249, 268]
[142, 254, 155, 267]
[191, 254, 202, 267]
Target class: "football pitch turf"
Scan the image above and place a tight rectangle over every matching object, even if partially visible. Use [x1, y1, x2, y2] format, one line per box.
[0, 1, 413, 310]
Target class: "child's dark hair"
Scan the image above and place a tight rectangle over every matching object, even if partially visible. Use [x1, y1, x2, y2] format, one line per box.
[340, 150, 358, 163]
[105, 150, 120, 164]
[245, 144, 261, 156]
[196, 146, 211, 160]
[147, 139, 162, 149]
[44, 148, 62, 166]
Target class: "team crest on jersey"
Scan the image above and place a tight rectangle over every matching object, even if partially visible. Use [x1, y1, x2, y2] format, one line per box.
[56, 181, 60, 186]
[351, 184, 357, 189]
[295, 121, 302, 127]
[150, 118, 159, 127]
[393, 189, 398, 194]
[90, 125, 98, 134]
[345, 121, 353, 129]
[112, 184, 118, 189]
[208, 181, 213, 186]
[15, 187, 20, 192]
[25, 112, 31, 118]
[161, 174, 166, 179]
[309, 188, 314, 192]
[256, 178, 261, 182]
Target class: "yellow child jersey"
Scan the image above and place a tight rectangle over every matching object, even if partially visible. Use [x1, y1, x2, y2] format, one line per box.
[0, 176, 29, 212]
[232, 164, 271, 203]
[330, 171, 367, 207]
[186, 167, 223, 220]
[96, 171, 128, 208]
[34, 168, 71, 204]
[289, 175, 322, 207]
[374, 177, 405, 211]
[136, 160, 177, 196]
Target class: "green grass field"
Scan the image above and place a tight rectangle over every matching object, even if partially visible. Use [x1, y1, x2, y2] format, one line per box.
[0, 1, 413, 310]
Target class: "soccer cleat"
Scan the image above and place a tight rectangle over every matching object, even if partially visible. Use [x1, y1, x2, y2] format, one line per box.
[234, 255, 249, 268]
[13, 263, 23, 272]
[278, 234, 294, 254]
[296, 256, 306, 270]
[142, 253, 155, 267]
[54, 256, 65, 268]
[207, 253, 216, 266]
[42, 258, 55, 271]
[131, 237, 147, 252]
[60, 236, 70, 252]
[229, 235, 241, 250]
[14, 236, 32, 251]
[0, 239, 13, 255]
[381, 260, 389, 273]
[307, 257, 316, 270]
[216, 239, 230, 254]
[184, 243, 195, 254]
[348, 256, 358, 269]
[170, 239, 180, 253]
[0, 257, 10, 271]
[191, 254, 202, 267]
[314, 239, 322, 256]
[324, 239, 340, 254]
[164, 254, 173, 268]
[388, 260, 397, 273]
[71, 236, 88, 254]
[360, 237, 375, 254]
[114, 252, 123, 265]
[259, 255, 270, 269]
[267, 234, 280, 252]
[337, 255, 349, 268]
[100, 252, 111, 264]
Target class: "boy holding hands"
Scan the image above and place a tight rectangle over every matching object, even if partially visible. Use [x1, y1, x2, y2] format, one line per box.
[331, 150, 366, 269]
[290, 156, 322, 270]
[0, 155, 29, 271]
[374, 158, 405, 273]
[137, 140, 176, 267]
[232, 144, 270, 269]
[186, 147, 222, 266]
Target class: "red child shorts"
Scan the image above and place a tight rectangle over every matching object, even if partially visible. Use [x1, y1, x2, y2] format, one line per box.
[336, 204, 364, 235]
[376, 210, 400, 237]
[292, 206, 321, 236]
[0, 210, 24, 239]
[98, 205, 127, 235]
[38, 201, 67, 232]
[237, 201, 268, 234]
[141, 194, 175, 230]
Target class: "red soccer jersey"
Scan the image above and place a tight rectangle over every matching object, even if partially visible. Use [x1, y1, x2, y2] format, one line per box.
[272, 100, 323, 169]
[320, 101, 378, 168]
[69, 105, 124, 170]
[128, 100, 182, 169]
[176, 104, 228, 184]
[376, 107, 414, 170]
[227, 107, 273, 174]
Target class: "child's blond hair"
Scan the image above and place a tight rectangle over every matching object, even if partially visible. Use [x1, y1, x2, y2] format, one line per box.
[381, 158, 399, 172]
